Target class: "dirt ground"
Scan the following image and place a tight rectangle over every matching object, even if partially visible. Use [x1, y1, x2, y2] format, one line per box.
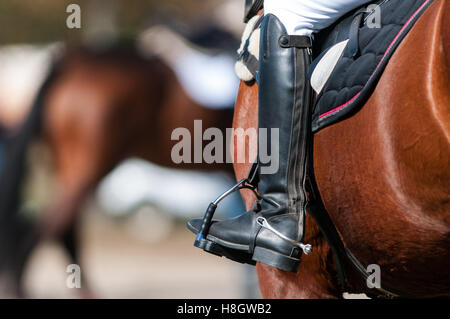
[19, 203, 366, 299]
[22, 206, 262, 299]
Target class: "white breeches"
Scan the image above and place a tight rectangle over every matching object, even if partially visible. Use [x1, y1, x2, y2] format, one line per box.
[264, 0, 374, 35]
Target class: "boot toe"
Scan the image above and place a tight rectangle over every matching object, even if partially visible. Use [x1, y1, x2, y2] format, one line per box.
[205, 212, 257, 248]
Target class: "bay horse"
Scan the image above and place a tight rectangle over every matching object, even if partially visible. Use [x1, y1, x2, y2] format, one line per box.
[0, 44, 235, 297]
[232, 0, 449, 298]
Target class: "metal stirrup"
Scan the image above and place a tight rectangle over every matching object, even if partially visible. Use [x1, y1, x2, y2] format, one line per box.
[256, 217, 312, 255]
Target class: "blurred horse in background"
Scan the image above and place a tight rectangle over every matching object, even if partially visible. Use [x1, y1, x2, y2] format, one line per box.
[0, 29, 238, 297]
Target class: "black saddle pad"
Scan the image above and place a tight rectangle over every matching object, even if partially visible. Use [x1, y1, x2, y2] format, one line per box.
[311, 0, 434, 133]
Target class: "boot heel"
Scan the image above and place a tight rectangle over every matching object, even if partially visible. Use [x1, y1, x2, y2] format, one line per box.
[252, 246, 301, 273]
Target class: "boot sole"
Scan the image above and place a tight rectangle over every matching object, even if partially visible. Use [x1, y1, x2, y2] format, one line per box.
[195, 236, 256, 266]
[189, 221, 300, 272]
[195, 235, 300, 272]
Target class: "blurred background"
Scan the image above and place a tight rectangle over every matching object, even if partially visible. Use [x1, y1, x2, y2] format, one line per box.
[0, 0, 263, 298]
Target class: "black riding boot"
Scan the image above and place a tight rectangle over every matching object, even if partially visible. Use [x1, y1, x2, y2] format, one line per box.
[187, 14, 313, 272]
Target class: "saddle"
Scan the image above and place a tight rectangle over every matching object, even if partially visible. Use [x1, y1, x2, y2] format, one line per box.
[237, 0, 434, 131]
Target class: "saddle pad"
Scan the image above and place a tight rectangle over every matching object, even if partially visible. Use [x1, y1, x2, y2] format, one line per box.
[311, 0, 434, 133]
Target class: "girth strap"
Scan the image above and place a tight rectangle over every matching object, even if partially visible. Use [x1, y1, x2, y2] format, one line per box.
[348, 9, 366, 57]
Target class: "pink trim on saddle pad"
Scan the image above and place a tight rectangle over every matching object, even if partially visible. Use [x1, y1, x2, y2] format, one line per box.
[318, 0, 432, 120]
[319, 92, 361, 119]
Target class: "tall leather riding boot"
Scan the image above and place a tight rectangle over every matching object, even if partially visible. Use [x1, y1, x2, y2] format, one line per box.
[187, 14, 313, 272]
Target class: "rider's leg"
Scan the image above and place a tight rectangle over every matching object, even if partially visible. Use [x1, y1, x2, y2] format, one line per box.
[188, 12, 313, 272]
[265, 0, 374, 36]
[188, 0, 374, 272]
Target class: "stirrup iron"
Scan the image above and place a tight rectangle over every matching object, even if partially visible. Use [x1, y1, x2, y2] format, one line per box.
[195, 178, 276, 246]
